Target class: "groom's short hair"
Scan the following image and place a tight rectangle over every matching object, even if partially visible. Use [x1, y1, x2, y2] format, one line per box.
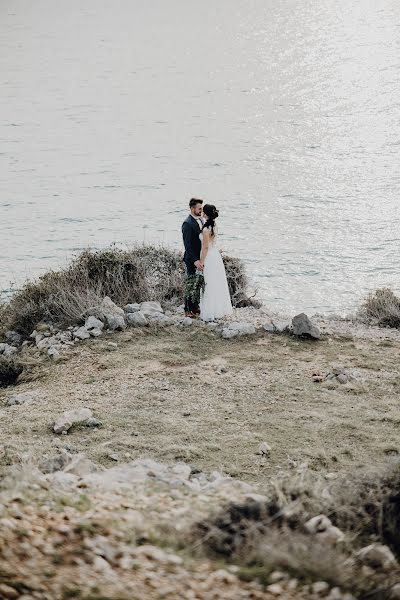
[189, 198, 203, 208]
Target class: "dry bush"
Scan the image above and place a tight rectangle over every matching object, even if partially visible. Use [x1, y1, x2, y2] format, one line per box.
[1, 246, 252, 335]
[361, 288, 400, 328]
[193, 463, 400, 597]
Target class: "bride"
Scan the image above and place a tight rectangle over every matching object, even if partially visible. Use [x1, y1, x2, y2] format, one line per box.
[199, 204, 233, 322]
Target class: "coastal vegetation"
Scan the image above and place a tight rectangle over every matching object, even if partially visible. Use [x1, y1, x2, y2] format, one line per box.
[0, 246, 251, 336]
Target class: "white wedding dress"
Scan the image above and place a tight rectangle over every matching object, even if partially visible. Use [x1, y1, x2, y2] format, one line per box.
[200, 229, 233, 322]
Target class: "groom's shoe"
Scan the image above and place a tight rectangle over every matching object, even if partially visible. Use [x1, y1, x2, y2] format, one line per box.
[185, 311, 195, 318]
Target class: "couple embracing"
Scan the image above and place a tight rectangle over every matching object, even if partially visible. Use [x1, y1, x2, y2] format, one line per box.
[182, 198, 233, 322]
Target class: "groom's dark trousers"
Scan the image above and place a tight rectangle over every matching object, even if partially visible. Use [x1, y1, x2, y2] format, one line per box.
[182, 215, 202, 314]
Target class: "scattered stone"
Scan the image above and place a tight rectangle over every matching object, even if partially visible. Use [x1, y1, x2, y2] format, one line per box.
[0, 583, 19, 599]
[390, 584, 400, 599]
[106, 342, 118, 350]
[89, 328, 103, 338]
[86, 417, 103, 428]
[181, 317, 193, 327]
[327, 589, 343, 600]
[304, 514, 345, 544]
[140, 301, 163, 316]
[322, 366, 357, 385]
[266, 583, 284, 596]
[100, 296, 126, 331]
[222, 322, 256, 339]
[312, 581, 330, 595]
[0, 343, 6, 354]
[257, 442, 271, 456]
[40, 452, 71, 474]
[48, 347, 61, 361]
[6, 392, 36, 406]
[126, 311, 148, 327]
[124, 303, 141, 313]
[292, 313, 321, 339]
[5, 331, 23, 346]
[74, 327, 91, 340]
[3, 345, 18, 357]
[272, 320, 291, 333]
[85, 316, 104, 331]
[356, 543, 397, 571]
[53, 408, 93, 434]
[263, 322, 275, 333]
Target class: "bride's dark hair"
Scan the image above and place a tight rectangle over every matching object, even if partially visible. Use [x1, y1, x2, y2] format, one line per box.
[202, 204, 219, 237]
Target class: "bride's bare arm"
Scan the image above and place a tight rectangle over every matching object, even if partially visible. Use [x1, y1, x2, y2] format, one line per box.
[200, 230, 210, 267]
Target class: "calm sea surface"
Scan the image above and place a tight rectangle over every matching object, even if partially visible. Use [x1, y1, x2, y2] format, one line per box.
[1, 0, 400, 313]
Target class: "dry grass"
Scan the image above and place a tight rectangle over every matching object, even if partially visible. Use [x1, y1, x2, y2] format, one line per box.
[0, 246, 252, 336]
[361, 288, 400, 328]
[1, 327, 400, 597]
[194, 462, 400, 597]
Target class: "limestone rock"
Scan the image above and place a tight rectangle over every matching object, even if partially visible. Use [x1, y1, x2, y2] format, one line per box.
[89, 328, 103, 338]
[140, 301, 163, 316]
[48, 347, 61, 361]
[86, 417, 103, 428]
[100, 297, 126, 330]
[53, 408, 93, 434]
[312, 581, 330, 595]
[356, 543, 397, 571]
[124, 303, 141, 313]
[181, 317, 193, 327]
[222, 322, 256, 339]
[106, 314, 126, 331]
[3, 344, 18, 357]
[127, 311, 148, 327]
[305, 514, 333, 535]
[74, 326, 91, 340]
[258, 442, 271, 456]
[6, 392, 36, 406]
[292, 313, 321, 339]
[390, 584, 400, 599]
[85, 316, 104, 331]
[5, 331, 23, 346]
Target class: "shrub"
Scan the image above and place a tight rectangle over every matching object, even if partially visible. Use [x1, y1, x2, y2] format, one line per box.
[193, 463, 400, 597]
[361, 288, 400, 328]
[0, 246, 252, 335]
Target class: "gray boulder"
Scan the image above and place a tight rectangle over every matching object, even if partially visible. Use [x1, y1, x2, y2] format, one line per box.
[100, 296, 126, 330]
[6, 331, 23, 346]
[6, 392, 36, 406]
[89, 328, 103, 338]
[74, 326, 91, 340]
[124, 303, 141, 313]
[181, 317, 193, 327]
[140, 301, 163, 316]
[53, 407, 93, 434]
[356, 544, 397, 571]
[3, 344, 18, 357]
[48, 347, 61, 361]
[0, 343, 6, 354]
[222, 322, 256, 339]
[127, 311, 148, 327]
[85, 316, 104, 331]
[292, 313, 321, 339]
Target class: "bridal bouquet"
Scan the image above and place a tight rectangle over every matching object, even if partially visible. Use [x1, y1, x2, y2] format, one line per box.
[184, 270, 205, 306]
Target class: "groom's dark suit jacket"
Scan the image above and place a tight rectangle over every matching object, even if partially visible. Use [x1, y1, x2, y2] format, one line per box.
[182, 215, 202, 273]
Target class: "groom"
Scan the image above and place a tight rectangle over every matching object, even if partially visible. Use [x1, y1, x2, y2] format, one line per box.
[182, 198, 204, 317]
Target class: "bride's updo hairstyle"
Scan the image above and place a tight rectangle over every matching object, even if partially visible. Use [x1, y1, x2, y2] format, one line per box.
[202, 204, 219, 237]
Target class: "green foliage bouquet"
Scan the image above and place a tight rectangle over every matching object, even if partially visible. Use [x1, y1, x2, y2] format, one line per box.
[184, 271, 205, 306]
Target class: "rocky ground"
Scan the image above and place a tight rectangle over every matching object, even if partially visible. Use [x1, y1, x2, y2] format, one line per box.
[1, 301, 400, 599]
